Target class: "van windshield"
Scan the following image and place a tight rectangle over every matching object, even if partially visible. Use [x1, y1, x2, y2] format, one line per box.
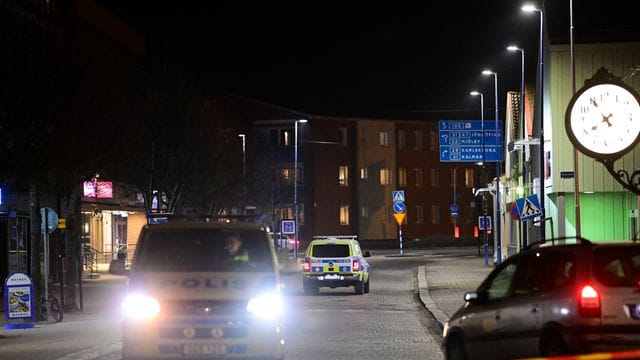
[133, 228, 273, 272]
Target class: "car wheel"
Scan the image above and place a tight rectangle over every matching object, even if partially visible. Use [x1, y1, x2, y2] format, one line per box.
[303, 281, 319, 295]
[364, 276, 370, 293]
[540, 330, 568, 356]
[354, 281, 364, 295]
[445, 335, 468, 360]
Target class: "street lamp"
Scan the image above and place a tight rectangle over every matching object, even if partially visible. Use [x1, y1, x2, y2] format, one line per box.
[471, 90, 489, 266]
[482, 69, 502, 264]
[523, 3, 545, 242]
[507, 44, 528, 248]
[294, 119, 308, 260]
[238, 134, 246, 208]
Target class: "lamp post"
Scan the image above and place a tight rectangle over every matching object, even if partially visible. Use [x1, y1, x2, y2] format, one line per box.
[507, 45, 528, 249]
[523, 3, 545, 242]
[482, 69, 501, 264]
[238, 134, 246, 209]
[471, 90, 489, 266]
[294, 119, 308, 260]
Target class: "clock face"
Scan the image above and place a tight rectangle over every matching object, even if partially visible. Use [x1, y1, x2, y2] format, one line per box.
[567, 83, 640, 158]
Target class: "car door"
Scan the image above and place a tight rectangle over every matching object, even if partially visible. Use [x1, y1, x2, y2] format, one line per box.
[461, 258, 520, 359]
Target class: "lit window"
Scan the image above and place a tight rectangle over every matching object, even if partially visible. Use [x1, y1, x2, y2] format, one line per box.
[430, 168, 439, 187]
[431, 205, 440, 224]
[465, 168, 474, 188]
[380, 168, 391, 185]
[414, 130, 423, 150]
[281, 129, 292, 147]
[430, 131, 437, 151]
[398, 168, 407, 187]
[398, 130, 406, 149]
[340, 205, 350, 225]
[338, 166, 349, 187]
[280, 168, 299, 184]
[379, 131, 389, 147]
[415, 168, 423, 187]
[360, 168, 368, 180]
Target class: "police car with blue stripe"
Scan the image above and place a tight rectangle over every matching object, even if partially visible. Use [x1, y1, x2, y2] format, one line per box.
[302, 236, 371, 295]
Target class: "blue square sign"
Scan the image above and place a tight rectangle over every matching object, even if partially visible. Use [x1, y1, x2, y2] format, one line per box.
[282, 220, 295, 234]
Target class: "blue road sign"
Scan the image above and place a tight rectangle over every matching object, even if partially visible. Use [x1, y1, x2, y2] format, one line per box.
[478, 216, 492, 230]
[439, 120, 503, 162]
[515, 195, 542, 221]
[450, 203, 459, 215]
[282, 220, 295, 234]
[393, 201, 406, 213]
[392, 190, 405, 202]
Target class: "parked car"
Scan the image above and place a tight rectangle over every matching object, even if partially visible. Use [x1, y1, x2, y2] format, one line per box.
[443, 238, 640, 360]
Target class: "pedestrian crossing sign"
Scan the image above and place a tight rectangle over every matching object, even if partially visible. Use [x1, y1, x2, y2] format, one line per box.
[515, 195, 542, 221]
[392, 190, 405, 202]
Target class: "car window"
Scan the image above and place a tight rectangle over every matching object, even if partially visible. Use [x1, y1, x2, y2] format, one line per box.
[486, 262, 518, 301]
[311, 244, 351, 257]
[134, 228, 272, 272]
[514, 250, 576, 296]
[594, 247, 640, 287]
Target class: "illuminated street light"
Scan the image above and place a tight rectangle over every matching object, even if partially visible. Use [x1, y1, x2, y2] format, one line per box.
[470, 90, 489, 266]
[523, 3, 546, 241]
[294, 119, 308, 260]
[482, 69, 502, 265]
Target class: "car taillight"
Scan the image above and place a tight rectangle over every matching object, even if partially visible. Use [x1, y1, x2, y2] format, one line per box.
[303, 257, 311, 272]
[579, 284, 601, 318]
[352, 259, 360, 272]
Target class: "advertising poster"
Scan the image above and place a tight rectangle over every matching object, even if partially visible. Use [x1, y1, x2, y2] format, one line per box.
[4, 272, 35, 329]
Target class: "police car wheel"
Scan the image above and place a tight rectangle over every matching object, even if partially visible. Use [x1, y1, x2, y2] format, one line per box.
[354, 281, 364, 295]
[364, 277, 370, 293]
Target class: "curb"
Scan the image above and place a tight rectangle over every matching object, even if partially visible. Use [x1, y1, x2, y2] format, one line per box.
[417, 265, 448, 330]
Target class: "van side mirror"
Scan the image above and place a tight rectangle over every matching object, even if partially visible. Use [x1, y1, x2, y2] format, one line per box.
[464, 291, 478, 302]
[363, 251, 372, 258]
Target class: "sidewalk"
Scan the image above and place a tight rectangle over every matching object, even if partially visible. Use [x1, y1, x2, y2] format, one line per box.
[417, 249, 494, 329]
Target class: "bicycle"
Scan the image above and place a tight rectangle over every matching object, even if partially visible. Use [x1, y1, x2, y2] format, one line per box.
[37, 284, 64, 322]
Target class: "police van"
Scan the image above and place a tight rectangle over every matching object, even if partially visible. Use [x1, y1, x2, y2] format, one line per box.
[302, 235, 371, 295]
[121, 215, 285, 360]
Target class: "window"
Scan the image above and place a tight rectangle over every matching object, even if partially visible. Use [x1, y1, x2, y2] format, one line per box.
[338, 166, 349, 187]
[465, 168, 474, 188]
[339, 127, 348, 147]
[379, 131, 390, 147]
[430, 205, 440, 224]
[339, 205, 350, 225]
[361, 206, 369, 219]
[311, 244, 350, 258]
[398, 130, 406, 149]
[430, 169, 439, 187]
[430, 131, 437, 151]
[398, 168, 407, 187]
[280, 168, 297, 184]
[414, 168, 423, 187]
[360, 168, 368, 180]
[281, 129, 292, 147]
[380, 168, 391, 185]
[486, 262, 518, 301]
[414, 130, 423, 150]
[275, 207, 294, 220]
[416, 205, 424, 224]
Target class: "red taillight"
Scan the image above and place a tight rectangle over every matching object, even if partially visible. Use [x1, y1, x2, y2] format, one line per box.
[303, 257, 311, 272]
[352, 259, 360, 272]
[579, 285, 601, 318]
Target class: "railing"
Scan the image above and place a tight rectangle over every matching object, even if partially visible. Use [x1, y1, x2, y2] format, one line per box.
[81, 244, 101, 274]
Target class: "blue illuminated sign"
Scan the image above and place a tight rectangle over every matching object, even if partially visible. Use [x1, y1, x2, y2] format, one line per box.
[439, 120, 503, 162]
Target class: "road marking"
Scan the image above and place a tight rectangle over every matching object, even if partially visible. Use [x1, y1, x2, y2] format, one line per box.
[56, 342, 120, 360]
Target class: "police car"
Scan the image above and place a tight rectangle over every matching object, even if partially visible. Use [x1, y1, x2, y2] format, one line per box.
[302, 235, 371, 295]
[121, 216, 285, 360]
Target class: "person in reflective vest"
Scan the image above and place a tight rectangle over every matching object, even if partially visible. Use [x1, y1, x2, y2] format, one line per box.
[224, 234, 249, 262]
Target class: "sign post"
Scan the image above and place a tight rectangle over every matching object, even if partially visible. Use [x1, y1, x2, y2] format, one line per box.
[392, 190, 406, 255]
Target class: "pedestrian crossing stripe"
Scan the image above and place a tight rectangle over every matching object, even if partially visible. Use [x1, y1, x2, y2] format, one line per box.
[515, 194, 542, 221]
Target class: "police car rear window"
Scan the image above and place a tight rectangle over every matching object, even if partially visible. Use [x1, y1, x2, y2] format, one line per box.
[593, 247, 640, 287]
[311, 244, 350, 258]
[134, 229, 272, 272]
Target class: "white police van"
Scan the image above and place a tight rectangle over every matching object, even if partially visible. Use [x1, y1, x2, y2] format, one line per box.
[121, 216, 285, 360]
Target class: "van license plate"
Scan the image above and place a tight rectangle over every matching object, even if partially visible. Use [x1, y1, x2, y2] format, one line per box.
[182, 344, 226, 355]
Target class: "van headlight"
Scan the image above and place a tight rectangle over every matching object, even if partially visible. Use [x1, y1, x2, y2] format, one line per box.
[246, 293, 283, 319]
[122, 294, 160, 320]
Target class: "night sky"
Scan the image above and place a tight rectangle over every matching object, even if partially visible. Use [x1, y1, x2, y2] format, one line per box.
[100, 1, 640, 119]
